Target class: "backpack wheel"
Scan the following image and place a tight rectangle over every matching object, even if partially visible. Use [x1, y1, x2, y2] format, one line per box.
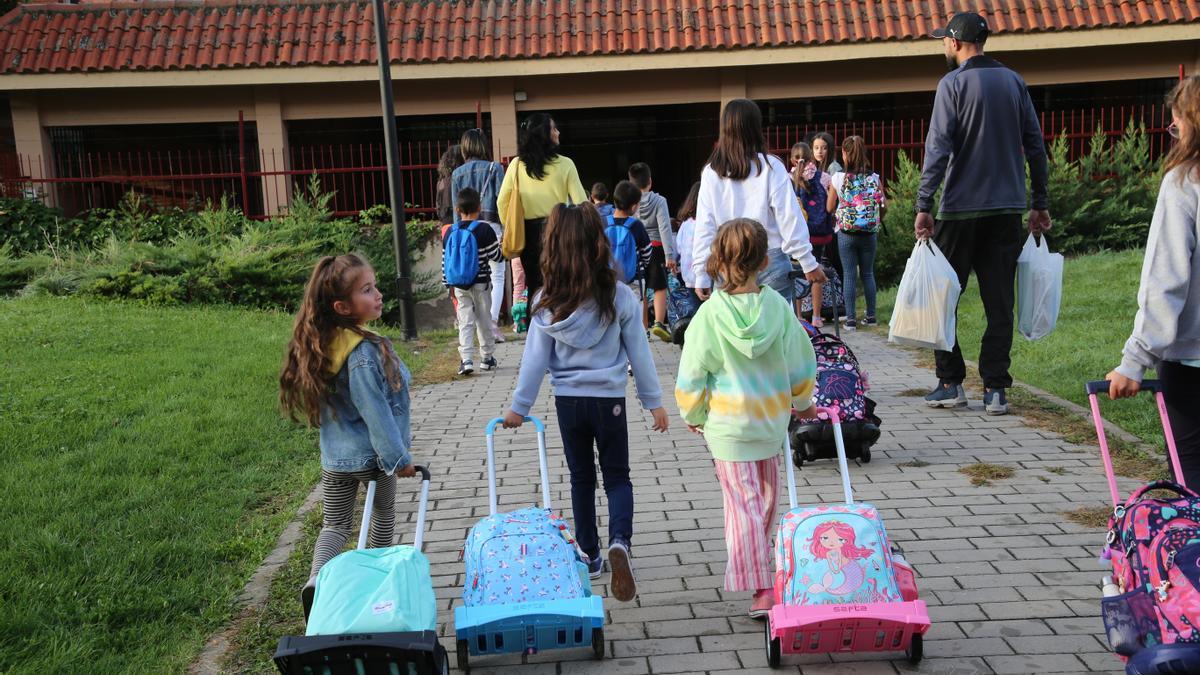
[764, 621, 781, 668]
[906, 633, 923, 664]
[592, 627, 606, 659]
[859, 444, 872, 463]
[804, 442, 819, 462]
[457, 638, 470, 673]
[437, 644, 451, 675]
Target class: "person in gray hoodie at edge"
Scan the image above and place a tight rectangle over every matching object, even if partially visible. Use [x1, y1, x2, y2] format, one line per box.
[629, 162, 678, 342]
[503, 202, 669, 605]
[1107, 76, 1200, 486]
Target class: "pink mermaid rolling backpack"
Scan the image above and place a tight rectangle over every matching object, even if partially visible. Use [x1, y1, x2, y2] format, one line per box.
[765, 406, 929, 668]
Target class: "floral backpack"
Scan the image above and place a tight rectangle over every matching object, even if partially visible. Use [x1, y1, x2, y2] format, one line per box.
[774, 503, 902, 606]
[836, 173, 883, 234]
[462, 506, 589, 607]
[1103, 480, 1200, 655]
[808, 330, 869, 422]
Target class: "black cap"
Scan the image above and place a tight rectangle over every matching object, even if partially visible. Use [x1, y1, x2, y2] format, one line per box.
[932, 12, 990, 43]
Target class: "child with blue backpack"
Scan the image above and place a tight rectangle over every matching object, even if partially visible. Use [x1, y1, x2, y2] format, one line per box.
[443, 187, 503, 375]
[791, 141, 835, 326]
[608, 180, 654, 288]
[591, 182, 614, 219]
[503, 202, 669, 603]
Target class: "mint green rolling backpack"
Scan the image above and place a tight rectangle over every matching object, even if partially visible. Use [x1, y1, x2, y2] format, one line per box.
[304, 467, 436, 636]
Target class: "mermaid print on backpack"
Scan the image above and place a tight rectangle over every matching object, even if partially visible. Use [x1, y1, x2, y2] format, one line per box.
[774, 503, 901, 606]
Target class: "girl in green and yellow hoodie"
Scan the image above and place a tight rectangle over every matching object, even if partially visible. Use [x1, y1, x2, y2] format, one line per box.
[675, 218, 818, 619]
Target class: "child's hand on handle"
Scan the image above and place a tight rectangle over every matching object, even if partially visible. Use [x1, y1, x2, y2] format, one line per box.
[396, 463, 418, 478]
[502, 410, 525, 429]
[650, 407, 669, 432]
[1105, 370, 1141, 400]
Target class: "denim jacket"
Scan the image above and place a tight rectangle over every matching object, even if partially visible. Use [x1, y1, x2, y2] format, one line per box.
[319, 339, 413, 474]
[451, 159, 504, 223]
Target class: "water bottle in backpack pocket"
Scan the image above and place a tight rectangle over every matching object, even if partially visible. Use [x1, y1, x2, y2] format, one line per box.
[605, 215, 640, 284]
[444, 220, 483, 287]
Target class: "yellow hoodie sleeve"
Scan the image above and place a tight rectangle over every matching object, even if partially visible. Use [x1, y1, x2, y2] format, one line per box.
[674, 313, 715, 427]
[786, 318, 817, 412]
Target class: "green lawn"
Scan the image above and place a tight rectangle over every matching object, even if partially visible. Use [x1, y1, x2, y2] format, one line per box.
[878, 247, 1165, 448]
[0, 296, 452, 673]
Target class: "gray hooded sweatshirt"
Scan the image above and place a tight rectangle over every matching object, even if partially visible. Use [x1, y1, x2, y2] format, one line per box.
[637, 190, 677, 260]
[1117, 167, 1200, 381]
[510, 283, 662, 415]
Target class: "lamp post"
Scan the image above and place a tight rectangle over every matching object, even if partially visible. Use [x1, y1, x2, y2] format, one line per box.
[371, 0, 418, 339]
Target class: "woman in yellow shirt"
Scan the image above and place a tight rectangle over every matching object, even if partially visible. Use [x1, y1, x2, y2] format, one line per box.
[497, 113, 588, 296]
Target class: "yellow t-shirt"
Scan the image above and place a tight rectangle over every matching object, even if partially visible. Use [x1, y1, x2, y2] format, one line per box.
[496, 155, 588, 224]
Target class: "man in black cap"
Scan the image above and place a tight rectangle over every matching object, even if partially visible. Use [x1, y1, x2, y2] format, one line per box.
[915, 11, 1052, 416]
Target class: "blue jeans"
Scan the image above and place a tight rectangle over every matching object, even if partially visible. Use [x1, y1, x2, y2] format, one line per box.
[837, 232, 877, 319]
[757, 248, 796, 303]
[554, 396, 633, 560]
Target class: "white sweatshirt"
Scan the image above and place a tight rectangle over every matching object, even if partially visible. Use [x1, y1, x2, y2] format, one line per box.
[690, 153, 817, 289]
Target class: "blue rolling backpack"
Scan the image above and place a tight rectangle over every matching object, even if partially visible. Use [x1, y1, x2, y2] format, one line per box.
[273, 467, 448, 675]
[454, 416, 605, 672]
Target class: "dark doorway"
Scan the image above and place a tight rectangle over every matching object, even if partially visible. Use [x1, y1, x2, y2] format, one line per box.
[550, 103, 720, 218]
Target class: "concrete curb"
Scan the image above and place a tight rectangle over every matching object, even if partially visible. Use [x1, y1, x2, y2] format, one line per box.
[188, 481, 324, 675]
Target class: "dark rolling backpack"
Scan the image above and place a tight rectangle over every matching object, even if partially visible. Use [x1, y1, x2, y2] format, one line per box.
[666, 273, 701, 346]
[790, 324, 881, 467]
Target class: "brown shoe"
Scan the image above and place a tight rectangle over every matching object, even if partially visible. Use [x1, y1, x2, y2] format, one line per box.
[607, 540, 637, 602]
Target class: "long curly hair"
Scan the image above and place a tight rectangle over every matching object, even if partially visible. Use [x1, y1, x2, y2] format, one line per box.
[1166, 76, 1200, 184]
[279, 253, 404, 427]
[534, 202, 617, 325]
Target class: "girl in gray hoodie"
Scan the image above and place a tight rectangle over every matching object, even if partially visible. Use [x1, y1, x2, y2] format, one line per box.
[503, 202, 669, 603]
[1108, 76, 1200, 485]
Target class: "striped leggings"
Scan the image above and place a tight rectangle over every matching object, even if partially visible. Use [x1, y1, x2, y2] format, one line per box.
[714, 456, 780, 592]
[309, 468, 396, 577]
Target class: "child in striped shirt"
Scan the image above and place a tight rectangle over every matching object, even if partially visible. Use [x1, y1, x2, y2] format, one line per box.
[675, 218, 817, 619]
[443, 187, 504, 375]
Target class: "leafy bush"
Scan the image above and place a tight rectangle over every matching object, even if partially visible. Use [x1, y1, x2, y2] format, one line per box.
[875, 150, 927, 286]
[2, 176, 442, 313]
[1045, 120, 1161, 254]
[0, 198, 67, 255]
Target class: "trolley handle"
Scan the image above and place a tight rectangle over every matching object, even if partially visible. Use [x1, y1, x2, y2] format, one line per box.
[1085, 378, 1182, 508]
[484, 416, 553, 516]
[357, 464, 431, 551]
[1085, 379, 1161, 396]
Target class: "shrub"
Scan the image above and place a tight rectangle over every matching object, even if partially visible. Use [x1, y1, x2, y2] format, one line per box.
[0, 198, 67, 255]
[875, 151, 928, 286]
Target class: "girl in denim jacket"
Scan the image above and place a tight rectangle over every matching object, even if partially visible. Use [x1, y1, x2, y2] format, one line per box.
[280, 253, 418, 616]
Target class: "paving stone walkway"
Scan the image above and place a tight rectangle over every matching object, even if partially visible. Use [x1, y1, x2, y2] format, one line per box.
[397, 327, 1135, 674]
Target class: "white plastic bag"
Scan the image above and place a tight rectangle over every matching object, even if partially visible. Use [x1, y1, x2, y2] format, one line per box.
[1016, 234, 1063, 340]
[888, 240, 961, 351]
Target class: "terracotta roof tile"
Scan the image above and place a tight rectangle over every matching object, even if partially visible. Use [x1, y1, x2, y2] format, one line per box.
[0, 0, 1194, 75]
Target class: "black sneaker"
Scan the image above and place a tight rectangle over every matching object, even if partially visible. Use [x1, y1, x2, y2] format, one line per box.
[458, 360, 474, 376]
[480, 357, 498, 371]
[924, 381, 967, 408]
[843, 318, 858, 331]
[984, 388, 1009, 415]
[862, 316, 878, 327]
[586, 555, 604, 580]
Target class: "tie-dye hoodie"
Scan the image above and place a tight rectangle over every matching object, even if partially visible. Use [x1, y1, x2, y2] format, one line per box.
[675, 286, 816, 462]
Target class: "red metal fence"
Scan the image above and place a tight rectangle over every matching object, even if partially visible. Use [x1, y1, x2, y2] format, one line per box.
[0, 103, 1175, 219]
[765, 103, 1173, 185]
